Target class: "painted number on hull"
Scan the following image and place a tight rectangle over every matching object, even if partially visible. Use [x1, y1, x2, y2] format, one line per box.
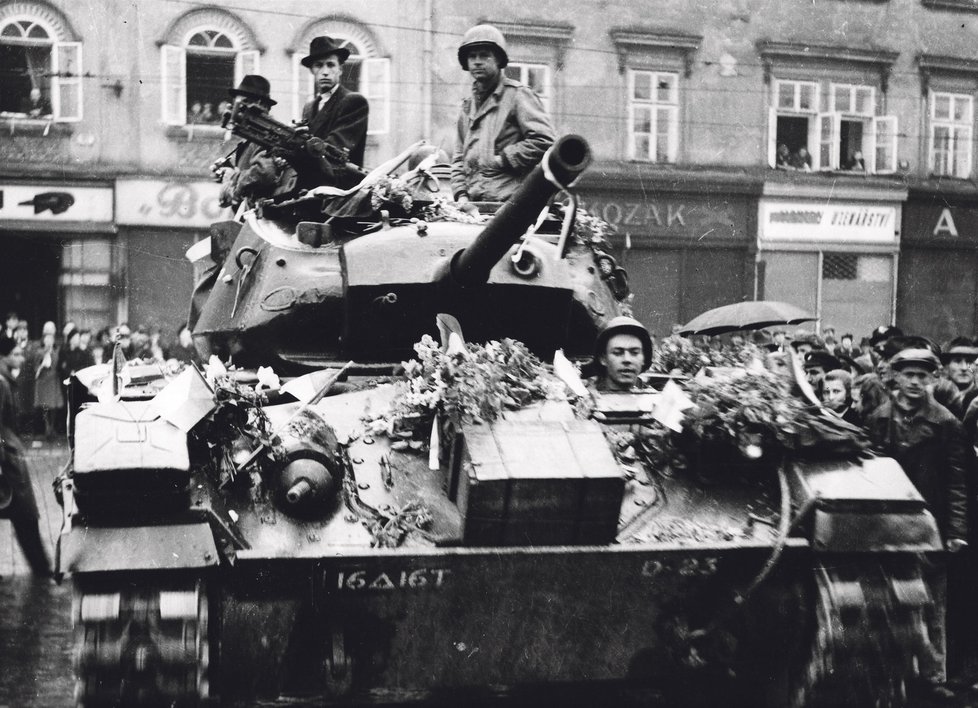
[641, 557, 719, 579]
[334, 568, 451, 591]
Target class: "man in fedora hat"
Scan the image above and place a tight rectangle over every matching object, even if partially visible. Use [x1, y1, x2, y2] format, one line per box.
[940, 337, 978, 417]
[214, 74, 285, 210]
[585, 316, 654, 392]
[864, 347, 969, 702]
[451, 24, 555, 205]
[299, 36, 369, 188]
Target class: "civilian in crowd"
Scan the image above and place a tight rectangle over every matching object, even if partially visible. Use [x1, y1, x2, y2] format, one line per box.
[31, 331, 62, 440]
[2, 311, 18, 342]
[0, 336, 50, 575]
[170, 324, 201, 367]
[864, 348, 969, 702]
[821, 368, 861, 425]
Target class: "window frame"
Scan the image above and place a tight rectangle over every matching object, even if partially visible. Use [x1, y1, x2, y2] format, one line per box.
[160, 26, 259, 128]
[928, 90, 974, 179]
[626, 68, 679, 163]
[769, 77, 897, 174]
[505, 61, 552, 113]
[0, 16, 82, 122]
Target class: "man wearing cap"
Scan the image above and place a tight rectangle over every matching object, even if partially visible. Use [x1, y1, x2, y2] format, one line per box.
[299, 36, 369, 188]
[451, 24, 555, 205]
[586, 316, 653, 392]
[0, 337, 51, 576]
[941, 337, 978, 417]
[214, 74, 284, 210]
[864, 347, 969, 701]
[802, 349, 841, 394]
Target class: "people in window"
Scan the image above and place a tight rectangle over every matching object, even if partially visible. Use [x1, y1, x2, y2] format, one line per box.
[776, 143, 791, 169]
[18, 87, 51, 119]
[188, 101, 205, 124]
[790, 146, 812, 171]
[847, 150, 866, 171]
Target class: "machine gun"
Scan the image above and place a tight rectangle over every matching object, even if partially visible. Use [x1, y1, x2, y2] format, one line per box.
[222, 101, 367, 181]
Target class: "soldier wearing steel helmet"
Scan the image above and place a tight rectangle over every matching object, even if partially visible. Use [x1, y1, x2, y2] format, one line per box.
[585, 316, 654, 392]
[451, 24, 556, 205]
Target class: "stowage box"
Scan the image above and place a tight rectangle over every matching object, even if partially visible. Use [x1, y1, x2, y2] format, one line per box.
[451, 419, 624, 545]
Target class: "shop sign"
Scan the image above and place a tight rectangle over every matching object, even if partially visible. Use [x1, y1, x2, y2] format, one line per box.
[578, 194, 750, 242]
[0, 184, 113, 222]
[902, 201, 978, 244]
[760, 201, 897, 243]
[116, 179, 229, 227]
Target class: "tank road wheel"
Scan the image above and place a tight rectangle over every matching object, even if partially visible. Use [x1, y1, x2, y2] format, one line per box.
[72, 577, 211, 707]
[790, 561, 930, 708]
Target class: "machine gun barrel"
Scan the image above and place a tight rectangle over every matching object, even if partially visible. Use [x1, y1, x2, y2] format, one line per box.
[449, 134, 591, 288]
[224, 101, 367, 178]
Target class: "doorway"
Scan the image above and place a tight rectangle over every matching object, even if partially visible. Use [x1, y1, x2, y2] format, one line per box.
[0, 231, 61, 337]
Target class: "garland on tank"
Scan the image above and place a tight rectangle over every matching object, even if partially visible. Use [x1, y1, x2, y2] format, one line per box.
[369, 176, 414, 214]
[602, 366, 868, 477]
[366, 335, 565, 442]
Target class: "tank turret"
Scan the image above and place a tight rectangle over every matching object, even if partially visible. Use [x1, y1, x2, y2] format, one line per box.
[448, 134, 590, 287]
[190, 134, 617, 371]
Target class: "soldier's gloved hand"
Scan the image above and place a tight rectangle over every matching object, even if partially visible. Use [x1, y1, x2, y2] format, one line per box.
[947, 538, 968, 553]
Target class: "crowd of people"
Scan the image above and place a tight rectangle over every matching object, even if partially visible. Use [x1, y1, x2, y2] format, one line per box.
[0, 312, 200, 439]
[589, 316, 978, 702]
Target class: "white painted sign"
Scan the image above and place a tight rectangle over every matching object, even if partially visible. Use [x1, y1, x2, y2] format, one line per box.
[116, 179, 229, 227]
[0, 184, 113, 222]
[760, 201, 897, 243]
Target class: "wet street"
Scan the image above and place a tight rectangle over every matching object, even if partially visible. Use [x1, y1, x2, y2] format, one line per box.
[1, 438, 74, 707]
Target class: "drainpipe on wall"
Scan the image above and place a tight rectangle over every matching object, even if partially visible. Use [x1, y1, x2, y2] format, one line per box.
[422, 0, 433, 139]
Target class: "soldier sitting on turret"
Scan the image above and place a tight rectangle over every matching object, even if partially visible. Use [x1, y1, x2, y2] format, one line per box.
[451, 24, 556, 206]
[585, 316, 654, 392]
[212, 75, 286, 212]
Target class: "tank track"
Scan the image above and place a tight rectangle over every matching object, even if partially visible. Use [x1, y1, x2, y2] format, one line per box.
[72, 578, 210, 707]
[792, 560, 932, 708]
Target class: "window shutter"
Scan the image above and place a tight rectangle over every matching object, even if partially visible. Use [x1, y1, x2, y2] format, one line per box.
[363, 57, 390, 135]
[815, 112, 839, 170]
[292, 52, 305, 123]
[870, 116, 898, 174]
[161, 44, 187, 126]
[235, 50, 260, 84]
[767, 105, 777, 167]
[52, 42, 83, 121]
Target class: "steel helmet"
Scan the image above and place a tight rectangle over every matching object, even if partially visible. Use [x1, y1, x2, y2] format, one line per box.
[594, 316, 653, 372]
[457, 24, 509, 70]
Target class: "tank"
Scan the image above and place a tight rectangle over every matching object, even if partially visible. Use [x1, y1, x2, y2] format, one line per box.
[57, 134, 942, 708]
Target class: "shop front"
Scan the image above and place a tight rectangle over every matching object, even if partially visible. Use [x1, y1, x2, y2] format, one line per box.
[757, 184, 905, 340]
[0, 181, 116, 335]
[899, 190, 978, 343]
[115, 178, 228, 335]
[579, 183, 757, 338]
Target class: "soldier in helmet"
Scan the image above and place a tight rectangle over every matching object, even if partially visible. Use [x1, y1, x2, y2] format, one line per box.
[451, 24, 556, 205]
[586, 316, 654, 392]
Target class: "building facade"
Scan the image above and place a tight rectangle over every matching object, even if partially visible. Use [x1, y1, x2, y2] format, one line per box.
[4, 0, 978, 343]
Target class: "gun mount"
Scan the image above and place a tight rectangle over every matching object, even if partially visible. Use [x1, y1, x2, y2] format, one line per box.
[449, 134, 591, 287]
[222, 100, 367, 183]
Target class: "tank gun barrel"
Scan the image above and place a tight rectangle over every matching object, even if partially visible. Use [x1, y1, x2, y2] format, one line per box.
[450, 134, 591, 288]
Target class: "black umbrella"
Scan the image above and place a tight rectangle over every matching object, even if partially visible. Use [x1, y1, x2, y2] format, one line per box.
[678, 300, 816, 337]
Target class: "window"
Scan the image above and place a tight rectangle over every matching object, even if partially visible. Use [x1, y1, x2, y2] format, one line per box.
[505, 62, 551, 112]
[291, 22, 390, 135]
[929, 91, 973, 179]
[628, 70, 678, 162]
[160, 10, 260, 127]
[769, 79, 897, 173]
[0, 12, 81, 121]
